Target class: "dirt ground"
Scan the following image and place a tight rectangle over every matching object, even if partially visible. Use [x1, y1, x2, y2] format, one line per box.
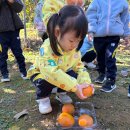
[0, 41, 130, 130]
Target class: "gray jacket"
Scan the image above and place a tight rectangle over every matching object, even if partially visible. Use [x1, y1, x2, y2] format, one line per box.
[0, 0, 24, 32]
[86, 0, 130, 37]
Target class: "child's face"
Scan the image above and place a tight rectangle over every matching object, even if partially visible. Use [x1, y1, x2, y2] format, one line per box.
[65, 0, 84, 7]
[56, 30, 82, 52]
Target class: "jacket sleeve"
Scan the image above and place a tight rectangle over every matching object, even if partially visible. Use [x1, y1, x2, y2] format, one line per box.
[37, 47, 78, 92]
[42, 0, 64, 25]
[86, 0, 98, 33]
[80, 36, 93, 57]
[121, 2, 130, 37]
[73, 52, 91, 84]
[8, 0, 23, 13]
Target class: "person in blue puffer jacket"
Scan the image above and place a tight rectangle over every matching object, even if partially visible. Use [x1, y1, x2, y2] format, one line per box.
[86, 0, 130, 93]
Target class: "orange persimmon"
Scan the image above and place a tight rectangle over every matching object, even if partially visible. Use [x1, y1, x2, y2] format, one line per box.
[82, 85, 94, 97]
[57, 112, 75, 127]
[78, 114, 93, 127]
[62, 104, 75, 115]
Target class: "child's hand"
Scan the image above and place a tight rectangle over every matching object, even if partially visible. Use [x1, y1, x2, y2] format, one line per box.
[88, 33, 94, 42]
[75, 83, 92, 100]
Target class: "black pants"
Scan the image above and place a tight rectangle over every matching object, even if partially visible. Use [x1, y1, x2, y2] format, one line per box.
[0, 30, 26, 76]
[31, 70, 77, 99]
[94, 36, 120, 80]
[81, 50, 96, 63]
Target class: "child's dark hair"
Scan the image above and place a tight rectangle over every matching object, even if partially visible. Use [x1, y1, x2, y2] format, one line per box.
[47, 5, 88, 56]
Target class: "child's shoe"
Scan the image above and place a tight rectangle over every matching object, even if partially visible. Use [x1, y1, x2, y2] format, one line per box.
[21, 73, 28, 80]
[36, 97, 52, 114]
[85, 62, 96, 69]
[100, 78, 116, 93]
[51, 87, 58, 94]
[55, 92, 73, 104]
[95, 73, 106, 84]
[1, 74, 10, 82]
[128, 85, 130, 98]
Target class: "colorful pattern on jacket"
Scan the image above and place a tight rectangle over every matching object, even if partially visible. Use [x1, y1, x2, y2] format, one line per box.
[27, 39, 91, 92]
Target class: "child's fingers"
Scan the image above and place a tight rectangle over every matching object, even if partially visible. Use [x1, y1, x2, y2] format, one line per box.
[79, 88, 87, 99]
[76, 85, 87, 99]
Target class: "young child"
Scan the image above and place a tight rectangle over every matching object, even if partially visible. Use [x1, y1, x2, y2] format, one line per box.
[0, 0, 27, 82]
[34, 0, 97, 68]
[28, 5, 92, 114]
[80, 36, 96, 69]
[86, 0, 130, 92]
[34, 0, 90, 95]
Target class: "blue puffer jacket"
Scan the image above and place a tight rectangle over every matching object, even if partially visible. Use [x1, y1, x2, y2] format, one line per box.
[86, 0, 130, 37]
[80, 36, 94, 57]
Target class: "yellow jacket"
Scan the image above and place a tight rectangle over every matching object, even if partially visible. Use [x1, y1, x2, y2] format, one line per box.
[27, 39, 91, 92]
[42, 0, 65, 25]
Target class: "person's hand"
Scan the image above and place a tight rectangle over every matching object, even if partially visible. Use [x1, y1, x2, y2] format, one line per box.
[8, 0, 14, 3]
[36, 22, 46, 32]
[75, 83, 93, 100]
[123, 36, 130, 46]
[88, 33, 94, 42]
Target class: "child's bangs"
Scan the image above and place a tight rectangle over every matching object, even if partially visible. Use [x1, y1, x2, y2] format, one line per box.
[61, 15, 88, 39]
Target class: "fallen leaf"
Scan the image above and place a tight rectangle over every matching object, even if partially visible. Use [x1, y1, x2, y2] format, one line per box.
[14, 109, 28, 121]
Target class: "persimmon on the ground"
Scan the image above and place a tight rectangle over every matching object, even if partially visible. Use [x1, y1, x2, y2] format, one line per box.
[82, 85, 94, 97]
[62, 104, 75, 115]
[66, 0, 84, 6]
[57, 112, 75, 127]
[78, 114, 93, 127]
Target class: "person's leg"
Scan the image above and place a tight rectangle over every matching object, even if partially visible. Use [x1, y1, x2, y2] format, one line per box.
[0, 32, 10, 82]
[94, 37, 107, 83]
[32, 78, 54, 99]
[82, 50, 96, 63]
[31, 71, 77, 105]
[10, 30, 27, 78]
[106, 36, 120, 80]
[31, 75, 55, 114]
[101, 36, 120, 92]
[81, 50, 96, 69]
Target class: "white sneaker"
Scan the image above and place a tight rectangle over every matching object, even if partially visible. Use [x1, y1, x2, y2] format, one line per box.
[51, 87, 58, 93]
[86, 62, 96, 69]
[36, 97, 52, 114]
[21, 73, 28, 80]
[55, 92, 73, 104]
[1, 75, 10, 82]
